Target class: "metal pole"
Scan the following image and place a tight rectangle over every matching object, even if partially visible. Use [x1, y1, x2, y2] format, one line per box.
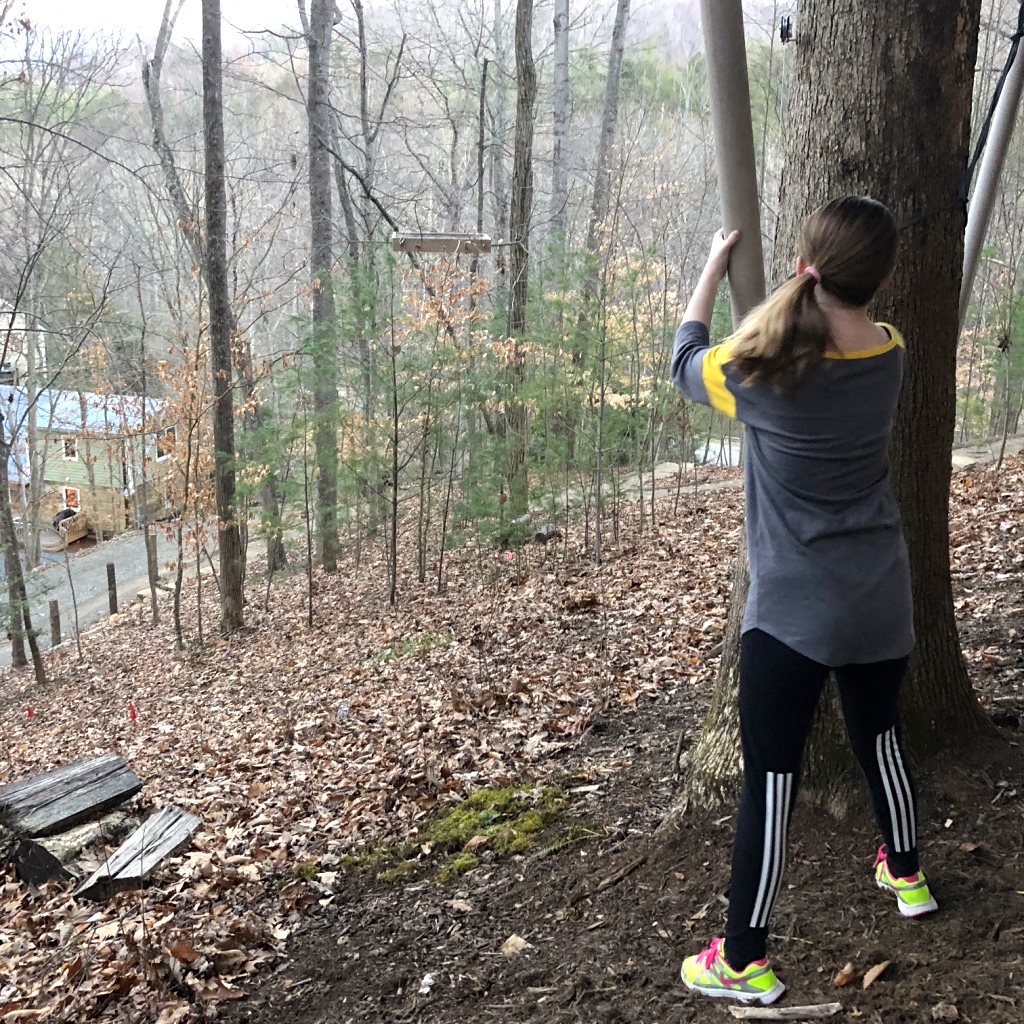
[960, 41, 1024, 330]
[699, 0, 767, 325]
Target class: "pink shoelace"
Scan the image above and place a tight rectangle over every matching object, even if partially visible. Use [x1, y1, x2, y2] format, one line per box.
[696, 937, 725, 970]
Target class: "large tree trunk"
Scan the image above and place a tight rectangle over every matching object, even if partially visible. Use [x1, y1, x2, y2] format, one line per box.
[202, 0, 244, 633]
[503, 0, 536, 518]
[679, 0, 990, 816]
[307, 0, 341, 572]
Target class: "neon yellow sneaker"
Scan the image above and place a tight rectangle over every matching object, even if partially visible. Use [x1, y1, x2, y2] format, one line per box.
[680, 937, 786, 1005]
[874, 846, 938, 917]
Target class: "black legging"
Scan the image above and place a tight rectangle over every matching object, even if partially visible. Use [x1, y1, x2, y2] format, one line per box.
[724, 628, 919, 970]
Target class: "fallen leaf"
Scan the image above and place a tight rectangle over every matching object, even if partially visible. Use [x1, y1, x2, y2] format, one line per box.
[833, 961, 855, 987]
[196, 978, 247, 1001]
[167, 942, 200, 964]
[501, 934, 532, 955]
[463, 834, 489, 853]
[862, 960, 891, 989]
[931, 1004, 958, 1022]
[449, 899, 473, 913]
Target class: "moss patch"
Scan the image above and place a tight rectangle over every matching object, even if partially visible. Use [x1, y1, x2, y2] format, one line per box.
[338, 784, 571, 886]
[421, 785, 564, 851]
[368, 631, 453, 666]
[437, 851, 478, 884]
[376, 859, 420, 883]
[293, 859, 320, 880]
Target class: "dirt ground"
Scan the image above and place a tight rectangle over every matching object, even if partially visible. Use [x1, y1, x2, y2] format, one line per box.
[217, 462, 1024, 1024]
[225, 679, 1024, 1023]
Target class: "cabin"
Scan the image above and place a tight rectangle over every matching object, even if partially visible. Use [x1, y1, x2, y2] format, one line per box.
[4, 388, 174, 537]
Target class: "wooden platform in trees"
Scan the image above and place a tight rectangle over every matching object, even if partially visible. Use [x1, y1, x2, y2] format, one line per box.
[0, 753, 142, 838]
[76, 804, 202, 900]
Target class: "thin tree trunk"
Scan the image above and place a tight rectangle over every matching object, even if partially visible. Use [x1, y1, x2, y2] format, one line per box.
[0, 420, 44, 684]
[504, 0, 537, 517]
[202, 0, 244, 632]
[308, 0, 341, 572]
[550, 0, 570, 239]
[584, 0, 630, 256]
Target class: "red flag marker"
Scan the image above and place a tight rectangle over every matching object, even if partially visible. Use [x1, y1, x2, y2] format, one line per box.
[128, 703, 137, 722]
[26, 705, 33, 719]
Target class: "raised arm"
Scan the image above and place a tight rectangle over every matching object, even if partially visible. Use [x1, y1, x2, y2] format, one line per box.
[671, 230, 740, 410]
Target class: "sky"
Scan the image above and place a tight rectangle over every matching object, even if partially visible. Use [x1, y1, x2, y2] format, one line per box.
[22, 0, 302, 43]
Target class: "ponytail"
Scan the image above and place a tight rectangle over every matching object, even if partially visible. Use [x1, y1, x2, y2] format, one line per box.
[728, 270, 830, 394]
[727, 196, 898, 393]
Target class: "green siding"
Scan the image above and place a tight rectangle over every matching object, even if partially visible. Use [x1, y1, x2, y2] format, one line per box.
[44, 432, 122, 490]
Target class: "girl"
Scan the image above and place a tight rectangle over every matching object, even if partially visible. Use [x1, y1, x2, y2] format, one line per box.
[671, 197, 936, 1006]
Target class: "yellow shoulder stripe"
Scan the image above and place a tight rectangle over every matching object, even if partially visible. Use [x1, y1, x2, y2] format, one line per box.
[701, 341, 737, 419]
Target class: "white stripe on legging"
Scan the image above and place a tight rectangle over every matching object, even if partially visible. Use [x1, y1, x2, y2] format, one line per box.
[887, 729, 916, 850]
[750, 772, 793, 929]
[877, 729, 911, 852]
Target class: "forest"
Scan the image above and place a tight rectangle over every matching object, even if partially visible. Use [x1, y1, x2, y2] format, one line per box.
[0, 0, 1022, 1022]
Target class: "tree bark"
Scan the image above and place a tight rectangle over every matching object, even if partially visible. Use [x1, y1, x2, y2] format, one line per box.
[679, 0, 990, 817]
[550, 0, 570, 239]
[308, 0, 341, 572]
[503, 0, 537, 518]
[584, 0, 630, 255]
[202, 0, 244, 633]
[0, 414, 45, 684]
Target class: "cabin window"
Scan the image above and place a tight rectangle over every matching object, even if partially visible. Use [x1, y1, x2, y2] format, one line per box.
[63, 437, 78, 461]
[156, 426, 176, 461]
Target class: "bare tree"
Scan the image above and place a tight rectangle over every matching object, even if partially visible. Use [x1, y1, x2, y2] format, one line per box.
[502, 0, 536, 516]
[550, 0, 571, 239]
[307, 0, 341, 571]
[202, 0, 244, 631]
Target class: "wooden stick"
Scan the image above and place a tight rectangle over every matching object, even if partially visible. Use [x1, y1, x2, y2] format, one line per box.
[596, 854, 646, 892]
[728, 1003, 842, 1020]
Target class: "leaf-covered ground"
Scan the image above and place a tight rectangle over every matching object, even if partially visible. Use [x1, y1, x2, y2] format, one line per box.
[1, 457, 1021, 1023]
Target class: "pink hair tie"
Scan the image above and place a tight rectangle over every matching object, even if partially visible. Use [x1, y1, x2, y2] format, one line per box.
[805, 266, 822, 283]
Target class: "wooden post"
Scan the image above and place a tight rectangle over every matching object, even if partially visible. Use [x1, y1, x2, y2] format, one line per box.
[106, 562, 117, 615]
[698, 0, 767, 322]
[145, 529, 160, 625]
[48, 600, 60, 647]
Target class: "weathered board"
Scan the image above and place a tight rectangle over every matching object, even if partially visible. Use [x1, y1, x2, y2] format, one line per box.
[3, 812, 143, 886]
[390, 231, 492, 254]
[38, 810, 140, 867]
[0, 754, 143, 838]
[76, 805, 202, 900]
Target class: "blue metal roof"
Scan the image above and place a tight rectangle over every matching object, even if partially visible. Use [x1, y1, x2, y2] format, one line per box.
[3, 387, 167, 481]
[3, 387, 165, 434]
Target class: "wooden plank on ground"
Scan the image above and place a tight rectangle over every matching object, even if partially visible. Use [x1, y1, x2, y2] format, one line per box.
[0, 754, 142, 838]
[75, 805, 202, 900]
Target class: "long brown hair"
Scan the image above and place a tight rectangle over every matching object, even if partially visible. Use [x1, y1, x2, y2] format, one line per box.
[729, 196, 898, 392]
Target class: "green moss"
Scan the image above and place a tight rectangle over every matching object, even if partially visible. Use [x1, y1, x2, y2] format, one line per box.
[338, 784, 575, 889]
[438, 852, 478, 884]
[376, 859, 420, 883]
[368, 631, 453, 666]
[293, 860, 319, 879]
[338, 850, 390, 877]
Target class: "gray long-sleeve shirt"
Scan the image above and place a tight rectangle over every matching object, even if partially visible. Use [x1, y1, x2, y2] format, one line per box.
[671, 320, 914, 667]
